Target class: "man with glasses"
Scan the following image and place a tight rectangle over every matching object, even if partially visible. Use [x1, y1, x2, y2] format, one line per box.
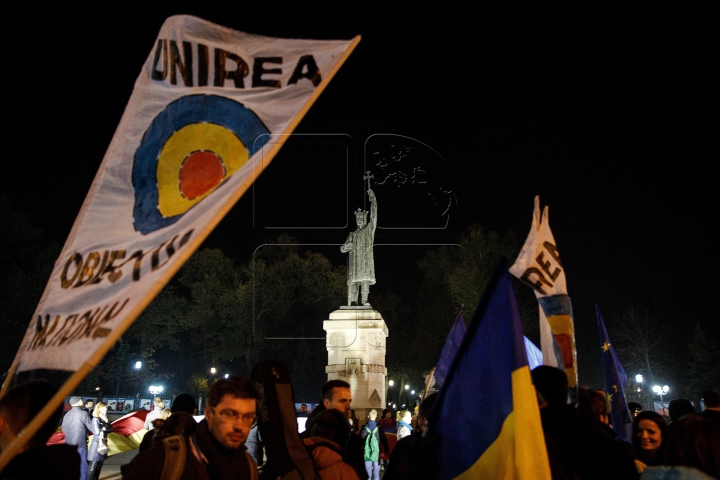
[122, 377, 259, 480]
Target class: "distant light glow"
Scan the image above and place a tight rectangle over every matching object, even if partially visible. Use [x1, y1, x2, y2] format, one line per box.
[652, 385, 669, 395]
[149, 385, 163, 395]
[635, 374, 643, 383]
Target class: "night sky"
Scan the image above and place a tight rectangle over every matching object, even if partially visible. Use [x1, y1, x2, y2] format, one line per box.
[3, 5, 715, 387]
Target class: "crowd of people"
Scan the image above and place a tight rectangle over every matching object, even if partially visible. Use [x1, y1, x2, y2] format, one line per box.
[531, 366, 719, 480]
[0, 367, 717, 479]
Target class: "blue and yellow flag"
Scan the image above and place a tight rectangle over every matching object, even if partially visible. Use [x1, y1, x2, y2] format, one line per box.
[596, 305, 632, 443]
[429, 259, 551, 480]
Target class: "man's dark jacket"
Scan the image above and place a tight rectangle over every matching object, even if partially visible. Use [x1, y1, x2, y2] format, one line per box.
[303, 404, 367, 480]
[122, 419, 257, 480]
[540, 404, 637, 480]
[61, 406, 93, 448]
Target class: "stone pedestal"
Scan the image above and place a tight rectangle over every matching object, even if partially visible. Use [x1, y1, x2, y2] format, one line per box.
[324, 307, 388, 421]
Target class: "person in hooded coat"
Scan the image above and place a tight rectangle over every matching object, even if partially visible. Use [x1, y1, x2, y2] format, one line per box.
[303, 409, 360, 480]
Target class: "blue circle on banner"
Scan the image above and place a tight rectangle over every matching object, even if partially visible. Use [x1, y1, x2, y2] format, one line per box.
[132, 94, 270, 234]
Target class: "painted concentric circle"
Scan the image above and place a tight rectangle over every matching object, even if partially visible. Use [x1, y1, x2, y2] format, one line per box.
[133, 94, 270, 234]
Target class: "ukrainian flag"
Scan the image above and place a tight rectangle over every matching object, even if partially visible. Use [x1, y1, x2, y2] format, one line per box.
[429, 259, 551, 480]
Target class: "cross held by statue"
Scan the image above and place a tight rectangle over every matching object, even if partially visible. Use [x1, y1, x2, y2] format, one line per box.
[364, 171, 374, 190]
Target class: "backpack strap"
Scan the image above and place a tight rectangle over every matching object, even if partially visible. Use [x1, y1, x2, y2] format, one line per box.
[160, 435, 187, 480]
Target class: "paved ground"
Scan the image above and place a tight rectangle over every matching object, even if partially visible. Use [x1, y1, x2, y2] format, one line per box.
[99, 448, 138, 479]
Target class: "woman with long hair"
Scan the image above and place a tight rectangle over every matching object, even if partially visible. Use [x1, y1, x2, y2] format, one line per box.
[88, 401, 113, 480]
[632, 411, 667, 473]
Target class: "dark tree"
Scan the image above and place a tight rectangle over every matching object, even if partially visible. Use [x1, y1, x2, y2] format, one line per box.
[383, 225, 523, 394]
[609, 306, 673, 408]
[120, 236, 346, 398]
[0, 196, 59, 374]
[685, 323, 720, 403]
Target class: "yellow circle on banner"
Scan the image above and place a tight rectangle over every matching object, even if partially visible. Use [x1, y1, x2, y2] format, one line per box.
[157, 123, 248, 217]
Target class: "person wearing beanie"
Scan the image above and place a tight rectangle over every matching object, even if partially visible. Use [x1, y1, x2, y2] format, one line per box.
[61, 395, 94, 480]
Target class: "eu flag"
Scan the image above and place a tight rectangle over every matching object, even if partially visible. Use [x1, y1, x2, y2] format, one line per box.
[596, 305, 633, 443]
[429, 259, 551, 479]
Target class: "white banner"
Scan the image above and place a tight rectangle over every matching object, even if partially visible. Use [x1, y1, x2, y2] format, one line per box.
[11, 15, 359, 372]
[510, 196, 577, 388]
[509, 195, 566, 297]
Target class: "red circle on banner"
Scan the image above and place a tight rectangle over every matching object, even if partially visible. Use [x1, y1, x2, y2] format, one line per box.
[179, 151, 225, 200]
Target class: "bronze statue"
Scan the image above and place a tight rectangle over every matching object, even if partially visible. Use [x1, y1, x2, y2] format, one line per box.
[341, 173, 377, 306]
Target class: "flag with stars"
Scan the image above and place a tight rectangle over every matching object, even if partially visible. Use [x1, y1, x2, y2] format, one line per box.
[596, 305, 632, 443]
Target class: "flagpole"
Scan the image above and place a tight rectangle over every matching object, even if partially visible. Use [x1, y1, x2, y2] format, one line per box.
[0, 360, 19, 399]
[423, 367, 436, 399]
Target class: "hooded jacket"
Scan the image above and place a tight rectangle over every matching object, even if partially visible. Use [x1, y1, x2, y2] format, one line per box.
[303, 437, 359, 480]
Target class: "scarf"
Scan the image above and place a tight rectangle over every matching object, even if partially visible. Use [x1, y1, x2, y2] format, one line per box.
[398, 420, 413, 431]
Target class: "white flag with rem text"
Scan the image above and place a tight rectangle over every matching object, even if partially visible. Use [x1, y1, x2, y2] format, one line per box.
[510, 196, 578, 400]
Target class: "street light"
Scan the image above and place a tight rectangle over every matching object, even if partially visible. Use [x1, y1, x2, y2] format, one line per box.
[635, 374, 643, 383]
[135, 361, 142, 370]
[224, 374, 229, 379]
[149, 385, 163, 396]
[210, 367, 216, 375]
[386, 379, 394, 405]
[653, 385, 669, 408]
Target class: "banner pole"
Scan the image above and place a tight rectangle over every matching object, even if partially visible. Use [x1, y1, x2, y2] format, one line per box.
[423, 367, 435, 399]
[0, 360, 19, 399]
